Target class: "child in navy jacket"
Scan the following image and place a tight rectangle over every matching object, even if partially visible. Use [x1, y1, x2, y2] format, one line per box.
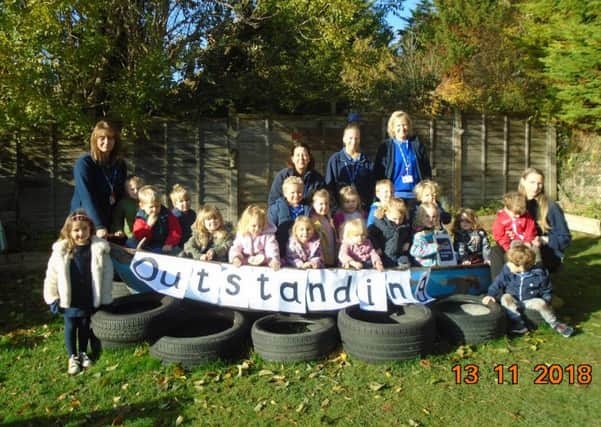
[483, 244, 573, 337]
[268, 176, 311, 257]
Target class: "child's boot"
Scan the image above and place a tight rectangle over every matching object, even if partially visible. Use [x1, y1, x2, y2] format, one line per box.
[68, 354, 81, 375]
[552, 322, 574, 338]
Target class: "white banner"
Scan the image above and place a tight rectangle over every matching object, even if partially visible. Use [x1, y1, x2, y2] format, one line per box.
[130, 252, 420, 312]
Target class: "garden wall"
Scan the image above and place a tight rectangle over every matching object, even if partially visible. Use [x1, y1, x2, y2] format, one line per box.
[0, 112, 555, 249]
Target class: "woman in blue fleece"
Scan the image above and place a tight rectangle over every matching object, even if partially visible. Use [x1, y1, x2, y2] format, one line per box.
[518, 167, 571, 272]
[374, 111, 431, 213]
[325, 123, 374, 211]
[70, 120, 127, 239]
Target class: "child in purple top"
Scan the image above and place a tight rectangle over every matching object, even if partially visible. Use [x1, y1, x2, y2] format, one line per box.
[286, 216, 323, 269]
[338, 218, 384, 271]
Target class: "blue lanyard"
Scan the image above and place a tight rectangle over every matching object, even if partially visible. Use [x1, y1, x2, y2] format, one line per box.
[396, 140, 411, 174]
[103, 166, 117, 194]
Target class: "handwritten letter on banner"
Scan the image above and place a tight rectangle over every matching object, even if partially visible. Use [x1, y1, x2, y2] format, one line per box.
[130, 252, 433, 313]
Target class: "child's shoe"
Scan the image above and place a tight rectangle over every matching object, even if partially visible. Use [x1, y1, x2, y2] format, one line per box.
[510, 320, 528, 335]
[67, 355, 81, 375]
[79, 352, 93, 368]
[397, 256, 410, 270]
[553, 322, 574, 337]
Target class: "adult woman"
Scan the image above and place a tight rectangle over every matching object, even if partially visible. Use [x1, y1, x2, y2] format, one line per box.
[268, 142, 325, 207]
[70, 120, 128, 239]
[325, 123, 374, 210]
[374, 111, 432, 211]
[518, 167, 571, 272]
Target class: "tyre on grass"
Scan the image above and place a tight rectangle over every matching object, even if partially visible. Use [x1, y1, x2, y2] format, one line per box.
[149, 305, 250, 368]
[91, 293, 176, 349]
[337, 304, 435, 363]
[431, 294, 506, 345]
[251, 314, 339, 362]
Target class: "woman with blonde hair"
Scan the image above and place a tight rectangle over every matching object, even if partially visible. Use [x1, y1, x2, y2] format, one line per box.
[518, 167, 571, 272]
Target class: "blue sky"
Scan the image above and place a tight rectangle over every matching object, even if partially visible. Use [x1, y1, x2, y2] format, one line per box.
[386, 0, 420, 31]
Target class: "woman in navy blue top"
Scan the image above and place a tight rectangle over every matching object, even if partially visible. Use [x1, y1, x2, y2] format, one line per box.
[70, 120, 127, 238]
[374, 111, 431, 211]
[518, 167, 571, 272]
[325, 123, 374, 210]
[268, 142, 325, 207]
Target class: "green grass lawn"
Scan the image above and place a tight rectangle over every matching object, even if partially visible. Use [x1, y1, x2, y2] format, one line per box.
[1, 234, 600, 426]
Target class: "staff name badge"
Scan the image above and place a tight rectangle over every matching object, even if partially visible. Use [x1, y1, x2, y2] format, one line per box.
[402, 174, 413, 184]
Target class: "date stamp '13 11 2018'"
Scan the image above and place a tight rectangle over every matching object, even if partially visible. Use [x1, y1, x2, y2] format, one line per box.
[452, 364, 593, 385]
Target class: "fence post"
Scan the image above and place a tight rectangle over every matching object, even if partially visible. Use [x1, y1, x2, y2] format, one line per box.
[524, 120, 531, 169]
[50, 125, 58, 232]
[546, 124, 557, 200]
[503, 115, 509, 195]
[481, 113, 487, 205]
[429, 118, 436, 177]
[196, 123, 203, 208]
[14, 135, 21, 251]
[163, 122, 169, 196]
[452, 109, 463, 209]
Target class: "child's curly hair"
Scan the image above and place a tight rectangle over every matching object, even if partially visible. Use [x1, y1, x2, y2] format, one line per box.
[506, 243, 536, 271]
[137, 185, 161, 205]
[192, 204, 227, 248]
[169, 183, 190, 206]
[341, 218, 367, 242]
[291, 215, 316, 241]
[451, 208, 483, 238]
[236, 204, 267, 236]
[374, 197, 406, 220]
[503, 191, 527, 215]
[413, 180, 440, 203]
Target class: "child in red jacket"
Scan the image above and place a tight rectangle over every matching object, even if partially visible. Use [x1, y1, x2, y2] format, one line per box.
[492, 191, 538, 251]
[130, 185, 182, 254]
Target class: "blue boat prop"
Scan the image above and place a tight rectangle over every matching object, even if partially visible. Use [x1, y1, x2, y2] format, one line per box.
[110, 244, 491, 301]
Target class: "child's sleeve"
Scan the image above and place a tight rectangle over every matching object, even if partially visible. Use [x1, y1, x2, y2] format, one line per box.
[540, 270, 553, 303]
[212, 232, 233, 261]
[309, 241, 324, 268]
[480, 231, 492, 262]
[264, 233, 280, 263]
[491, 216, 510, 250]
[100, 251, 114, 305]
[228, 235, 244, 262]
[409, 233, 438, 258]
[132, 217, 152, 241]
[42, 254, 59, 305]
[338, 242, 353, 265]
[268, 204, 279, 227]
[367, 240, 383, 265]
[181, 235, 201, 259]
[367, 224, 384, 251]
[165, 213, 183, 247]
[487, 266, 507, 298]
[286, 241, 304, 268]
[366, 204, 377, 226]
[438, 202, 452, 225]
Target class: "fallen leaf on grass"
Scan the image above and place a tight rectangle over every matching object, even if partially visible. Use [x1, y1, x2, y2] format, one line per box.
[408, 419, 422, 427]
[236, 360, 252, 377]
[113, 396, 121, 403]
[121, 383, 129, 391]
[105, 364, 119, 372]
[111, 415, 124, 425]
[173, 366, 186, 378]
[296, 398, 309, 413]
[254, 401, 267, 412]
[258, 369, 273, 376]
[175, 415, 184, 426]
[419, 360, 432, 369]
[369, 382, 385, 391]
[321, 398, 330, 408]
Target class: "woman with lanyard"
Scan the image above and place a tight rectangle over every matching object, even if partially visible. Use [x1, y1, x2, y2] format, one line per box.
[268, 141, 325, 207]
[374, 111, 432, 213]
[71, 120, 127, 239]
[325, 123, 374, 211]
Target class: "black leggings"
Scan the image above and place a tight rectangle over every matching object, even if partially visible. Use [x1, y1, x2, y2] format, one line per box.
[64, 316, 91, 356]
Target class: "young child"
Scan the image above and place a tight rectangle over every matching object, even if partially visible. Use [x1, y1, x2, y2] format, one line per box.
[368, 198, 412, 268]
[310, 189, 337, 267]
[409, 202, 441, 267]
[333, 185, 364, 232]
[492, 191, 538, 251]
[170, 184, 197, 246]
[131, 185, 182, 254]
[286, 216, 323, 269]
[338, 218, 384, 271]
[413, 179, 451, 227]
[110, 175, 143, 242]
[452, 208, 491, 264]
[268, 176, 311, 256]
[43, 210, 113, 374]
[229, 204, 281, 270]
[180, 204, 233, 262]
[367, 179, 393, 226]
[483, 244, 573, 337]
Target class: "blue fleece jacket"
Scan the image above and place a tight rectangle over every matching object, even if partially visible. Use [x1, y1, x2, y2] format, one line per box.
[268, 197, 311, 256]
[526, 199, 571, 259]
[374, 137, 431, 188]
[268, 168, 325, 207]
[488, 264, 552, 303]
[325, 149, 374, 210]
[70, 154, 127, 231]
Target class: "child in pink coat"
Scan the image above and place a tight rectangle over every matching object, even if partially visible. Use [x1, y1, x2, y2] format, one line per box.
[338, 218, 384, 271]
[229, 204, 281, 270]
[286, 216, 323, 269]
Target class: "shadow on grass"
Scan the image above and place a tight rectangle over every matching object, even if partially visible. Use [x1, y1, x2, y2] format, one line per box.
[2, 396, 190, 427]
[554, 235, 601, 325]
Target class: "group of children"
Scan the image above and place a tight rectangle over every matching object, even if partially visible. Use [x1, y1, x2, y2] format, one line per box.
[43, 161, 573, 374]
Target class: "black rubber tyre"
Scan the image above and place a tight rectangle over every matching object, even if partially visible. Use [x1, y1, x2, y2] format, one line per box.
[337, 304, 435, 363]
[431, 294, 506, 345]
[150, 306, 249, 368]
[91, 293, 176, 348]
[251, 314, 339, 362]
